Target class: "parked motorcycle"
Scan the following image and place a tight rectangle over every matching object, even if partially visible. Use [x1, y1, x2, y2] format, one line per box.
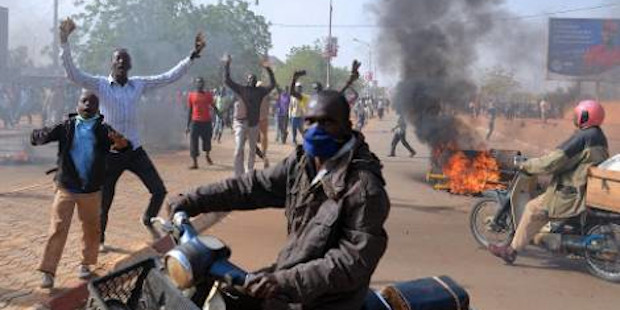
[469, 157, 620, 282]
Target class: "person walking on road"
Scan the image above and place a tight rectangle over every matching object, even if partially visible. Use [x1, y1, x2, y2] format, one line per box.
[486, 101, 497, 141]
[58, 17, 205, 249]
[32, 91, 129, 288]
[388, 114, 416, 157]
[275, 85, 290, 144]
[186, 77, 218, 169]
[224, 54, 276, 177]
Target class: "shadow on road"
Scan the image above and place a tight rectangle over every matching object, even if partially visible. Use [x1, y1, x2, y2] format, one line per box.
[0, 286, 59, 309]
[390, 201, 466, 214]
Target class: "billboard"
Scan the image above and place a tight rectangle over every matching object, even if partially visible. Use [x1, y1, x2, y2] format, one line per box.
[0, 7, 7, 71]
[548, 18, 620, 81]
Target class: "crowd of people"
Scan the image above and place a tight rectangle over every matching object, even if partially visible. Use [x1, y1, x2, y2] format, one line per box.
[0, 81, 82, 129]
[30, 18, 382, 301]
[467, 97, 566, 123]
[352, 95, 390, 131]
[8, 15, 614, 310]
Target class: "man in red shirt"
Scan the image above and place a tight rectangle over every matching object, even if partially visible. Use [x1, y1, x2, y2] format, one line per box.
[186, 77, 218, 169]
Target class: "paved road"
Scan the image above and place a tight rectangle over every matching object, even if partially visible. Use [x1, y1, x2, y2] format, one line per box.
[0, 112, 618, 309]
[209, 114, 620, 310]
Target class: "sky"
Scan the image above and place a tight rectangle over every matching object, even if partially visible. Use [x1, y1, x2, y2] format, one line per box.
[1, 0, 619, 88]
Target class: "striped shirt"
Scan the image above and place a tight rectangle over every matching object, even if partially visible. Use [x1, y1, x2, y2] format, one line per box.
[61, 42, 192, 148]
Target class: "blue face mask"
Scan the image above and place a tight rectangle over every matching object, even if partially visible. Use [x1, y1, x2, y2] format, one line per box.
[303, 125, 341, 159]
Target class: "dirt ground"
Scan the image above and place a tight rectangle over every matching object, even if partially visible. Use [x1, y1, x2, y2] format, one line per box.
[0, 107, 619, 309]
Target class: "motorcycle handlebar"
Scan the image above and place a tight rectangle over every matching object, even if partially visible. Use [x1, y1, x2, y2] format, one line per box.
[210, 260, 248, 286]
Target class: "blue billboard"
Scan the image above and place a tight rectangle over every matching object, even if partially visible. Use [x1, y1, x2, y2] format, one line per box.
[548, 18, 620, 79]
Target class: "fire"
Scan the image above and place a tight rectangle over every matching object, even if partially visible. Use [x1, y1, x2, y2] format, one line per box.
[442, 150, 504, 194]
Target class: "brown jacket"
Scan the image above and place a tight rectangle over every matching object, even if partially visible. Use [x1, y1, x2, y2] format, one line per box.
[179, 133, 390, 309]
[523, 126, 608, 218]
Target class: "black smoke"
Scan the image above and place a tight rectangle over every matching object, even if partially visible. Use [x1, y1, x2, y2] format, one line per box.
[374, 0, 513, 151]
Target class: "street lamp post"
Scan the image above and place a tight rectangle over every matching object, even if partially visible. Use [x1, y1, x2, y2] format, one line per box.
[326, 0, 333, 87]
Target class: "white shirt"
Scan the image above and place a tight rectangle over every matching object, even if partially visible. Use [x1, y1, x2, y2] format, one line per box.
[61, 42, 192, 148]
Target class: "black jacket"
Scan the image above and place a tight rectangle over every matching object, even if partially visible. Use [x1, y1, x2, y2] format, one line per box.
[175, 132, 389, 310]
[31, 114, 119, 193]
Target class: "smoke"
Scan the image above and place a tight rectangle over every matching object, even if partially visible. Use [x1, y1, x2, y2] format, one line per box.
[373, 0, 535, 151]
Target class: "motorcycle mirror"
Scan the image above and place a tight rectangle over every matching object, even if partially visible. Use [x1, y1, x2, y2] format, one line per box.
[150, 217, 174, 233]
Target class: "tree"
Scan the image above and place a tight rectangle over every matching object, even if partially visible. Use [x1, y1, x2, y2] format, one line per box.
[480, 66, 520, 101]
[4, 46, 35, 77]
[273, 42, 362, 91]
[70, 0, 271, 88]
[66, 0, 272, 148]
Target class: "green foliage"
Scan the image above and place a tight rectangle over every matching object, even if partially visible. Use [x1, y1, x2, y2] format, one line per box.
[6, 46, 34, 76]
[480, 65, 520, 100]
[70, 0, 271, 88]
[273, 43, 362, 91]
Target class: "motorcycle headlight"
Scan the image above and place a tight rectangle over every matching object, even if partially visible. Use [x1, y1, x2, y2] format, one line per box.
[164, 235, 228, 289]
[165, 249, 194, 289]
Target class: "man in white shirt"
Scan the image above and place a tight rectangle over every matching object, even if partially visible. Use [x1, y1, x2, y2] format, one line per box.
[58, 18, 205, 249]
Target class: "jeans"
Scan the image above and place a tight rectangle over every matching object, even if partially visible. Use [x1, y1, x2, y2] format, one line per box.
[233, 119, 259, 177]
[100, 147, 167, 243]
[190, 121, 212, 158]
[213, 115, 224, 142]
[290, 117, 304, 144]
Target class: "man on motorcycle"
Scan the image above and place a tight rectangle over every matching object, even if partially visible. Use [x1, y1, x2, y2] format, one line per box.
[168, 70, 390, 309]
[488, 100, 609, 264]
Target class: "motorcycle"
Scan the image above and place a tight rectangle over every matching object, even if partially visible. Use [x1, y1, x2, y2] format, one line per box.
[469, 156, 620, 282]
[87, 211, 474, 310]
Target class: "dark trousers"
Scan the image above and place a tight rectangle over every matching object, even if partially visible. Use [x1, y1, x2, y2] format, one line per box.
[190, 121, 213, 158]
[276, 115, 288, 143]
[390, 132, 415, 155]
[486, 118, 495, 140]
[100, 147, 167, 243]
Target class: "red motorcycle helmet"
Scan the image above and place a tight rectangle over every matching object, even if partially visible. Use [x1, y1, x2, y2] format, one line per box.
[574, 100, 605, 129]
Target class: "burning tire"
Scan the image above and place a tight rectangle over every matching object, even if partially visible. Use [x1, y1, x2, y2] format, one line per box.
[469, 198, 514, 248]
[584, 223, 620, 283]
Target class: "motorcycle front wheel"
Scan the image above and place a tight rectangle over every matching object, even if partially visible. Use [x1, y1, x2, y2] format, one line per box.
[469, 198, 514, 248]
[584, 223, 620, 283]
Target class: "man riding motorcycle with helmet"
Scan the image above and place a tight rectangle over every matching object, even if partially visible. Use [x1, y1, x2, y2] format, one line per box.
[489, 100, 609, 264]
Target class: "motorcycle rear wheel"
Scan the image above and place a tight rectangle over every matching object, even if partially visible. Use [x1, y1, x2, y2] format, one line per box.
[584, 223, 620, 283]
[469, 198, 514, 248]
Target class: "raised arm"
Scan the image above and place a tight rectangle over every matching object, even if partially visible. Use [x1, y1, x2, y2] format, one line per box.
[59, 18, 100, 91]
[137, 32, 205, 90]
[263, 61, 276, 92]
[222, 54, 243, 95]
[340, 60, 361, 93]
[289, 70, 306, 99]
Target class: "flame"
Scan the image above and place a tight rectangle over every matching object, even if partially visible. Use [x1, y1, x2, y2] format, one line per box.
[441, 150, 504, 194]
